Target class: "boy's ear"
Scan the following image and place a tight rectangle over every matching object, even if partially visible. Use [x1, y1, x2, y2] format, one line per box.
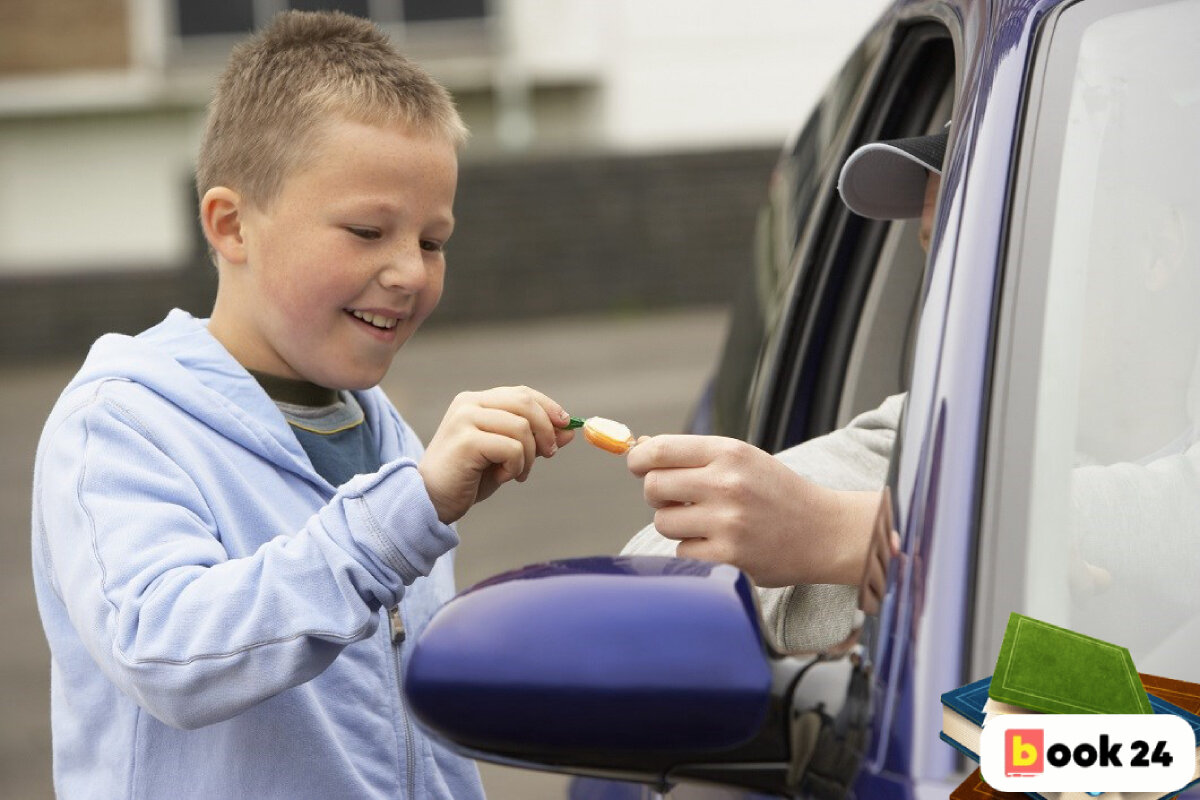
[200, 187, 248, 265]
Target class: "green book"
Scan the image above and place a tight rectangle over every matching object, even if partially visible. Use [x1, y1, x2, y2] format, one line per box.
[990, 613, 1152, 715]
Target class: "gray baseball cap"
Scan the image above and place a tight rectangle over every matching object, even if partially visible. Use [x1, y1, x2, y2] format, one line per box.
[837, 130, 947, 219]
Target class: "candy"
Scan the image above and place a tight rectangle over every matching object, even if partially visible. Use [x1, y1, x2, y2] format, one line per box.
[581, 416, 635, 455]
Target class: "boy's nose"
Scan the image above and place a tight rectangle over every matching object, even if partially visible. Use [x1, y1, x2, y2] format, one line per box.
[377, 242, 429, 290]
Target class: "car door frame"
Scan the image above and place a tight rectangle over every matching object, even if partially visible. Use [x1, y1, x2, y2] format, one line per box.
[853, 2, 1071, 798]
[751, 18, 959, 456]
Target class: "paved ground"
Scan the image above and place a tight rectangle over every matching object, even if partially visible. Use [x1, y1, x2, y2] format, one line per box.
[0, 306, 729, 799]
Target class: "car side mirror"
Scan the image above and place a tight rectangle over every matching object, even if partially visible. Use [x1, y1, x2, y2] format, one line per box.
[404, 490, 899, 797]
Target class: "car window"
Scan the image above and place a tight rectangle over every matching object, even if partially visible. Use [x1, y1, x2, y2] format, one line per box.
[770, 26, 956, 451]
[980, 0, 1200, 681]
[835, 85, 953, 428]
[708, 30, 886, 441]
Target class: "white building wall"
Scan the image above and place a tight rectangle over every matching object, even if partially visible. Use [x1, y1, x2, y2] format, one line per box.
[598, 0, 889, 149]
[495, 0, 889, 150]
[0, 109, 201, 274]
[0, 0, 891, 276]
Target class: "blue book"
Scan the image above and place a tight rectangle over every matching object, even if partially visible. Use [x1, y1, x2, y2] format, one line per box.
[940, 675, 991, 760]
[939, 675, 1200, 800]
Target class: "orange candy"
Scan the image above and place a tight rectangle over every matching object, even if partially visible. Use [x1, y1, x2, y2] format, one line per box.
[581, 417, 635, 455]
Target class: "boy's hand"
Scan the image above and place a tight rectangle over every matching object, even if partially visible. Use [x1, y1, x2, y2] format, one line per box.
[419, 386, 575, 524]
[627, 435, 878, 587]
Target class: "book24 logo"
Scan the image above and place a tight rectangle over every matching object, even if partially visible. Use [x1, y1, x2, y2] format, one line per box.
[981, 715, 1194, 793]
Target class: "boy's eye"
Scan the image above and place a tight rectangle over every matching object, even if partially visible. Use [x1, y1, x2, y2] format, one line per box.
[347, 227, 381, 241]
[420, 240, 445, 253]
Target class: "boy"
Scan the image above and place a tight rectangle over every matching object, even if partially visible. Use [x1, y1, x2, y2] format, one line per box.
[31, 11, 571, 799]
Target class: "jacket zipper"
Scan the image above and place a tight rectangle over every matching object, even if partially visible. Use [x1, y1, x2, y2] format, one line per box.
[388, 606, 416, 800]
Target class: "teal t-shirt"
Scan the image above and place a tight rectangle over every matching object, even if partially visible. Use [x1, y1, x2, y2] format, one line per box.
[250, 371, 382, 487]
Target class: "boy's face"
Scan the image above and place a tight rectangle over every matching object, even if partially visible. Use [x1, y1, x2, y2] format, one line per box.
[213, 117, 458, 390]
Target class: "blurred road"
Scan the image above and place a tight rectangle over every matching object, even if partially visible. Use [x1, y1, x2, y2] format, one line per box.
[0, 306, 729, 800]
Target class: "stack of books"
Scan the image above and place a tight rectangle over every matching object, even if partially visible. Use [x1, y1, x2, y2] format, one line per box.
[940, 614, 1200, 800]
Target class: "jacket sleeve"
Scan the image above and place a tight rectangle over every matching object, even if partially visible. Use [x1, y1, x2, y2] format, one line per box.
[621, 394, 902, 653]
[35, 391, 456, 730]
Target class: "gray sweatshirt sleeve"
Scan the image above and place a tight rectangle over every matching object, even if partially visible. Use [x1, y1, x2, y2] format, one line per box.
[622, 393, 902, 652]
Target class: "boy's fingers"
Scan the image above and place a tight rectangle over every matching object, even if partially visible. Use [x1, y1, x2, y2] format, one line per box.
[520, 387, 571, 457]
[470, 407, 536, 480]
[518, 385, 570, 426]
[469, 428, 527, 485]
[476, 386, 565, 459]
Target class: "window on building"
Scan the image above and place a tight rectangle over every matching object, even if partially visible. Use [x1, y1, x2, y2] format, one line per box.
[175, 0, 486, 38]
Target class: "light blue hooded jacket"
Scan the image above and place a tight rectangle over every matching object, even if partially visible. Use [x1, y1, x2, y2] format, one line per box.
[30, 310, 485, 800]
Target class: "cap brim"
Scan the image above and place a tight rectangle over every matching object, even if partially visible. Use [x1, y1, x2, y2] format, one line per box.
[837, 132, 947, 220]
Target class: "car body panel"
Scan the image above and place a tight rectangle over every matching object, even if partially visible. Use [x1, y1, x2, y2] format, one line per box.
[406, 557, 773, 756]
[860, 0, 1062, 794]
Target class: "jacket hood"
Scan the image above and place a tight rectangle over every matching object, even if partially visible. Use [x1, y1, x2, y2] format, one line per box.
[65, 309, 404, 487]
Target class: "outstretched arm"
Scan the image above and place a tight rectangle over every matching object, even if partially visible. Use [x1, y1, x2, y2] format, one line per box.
[626, 434, 879, 587]
[621, 394, 903, 652]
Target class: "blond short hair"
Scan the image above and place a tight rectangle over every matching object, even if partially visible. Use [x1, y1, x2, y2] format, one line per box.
[196, 10, 467, 209]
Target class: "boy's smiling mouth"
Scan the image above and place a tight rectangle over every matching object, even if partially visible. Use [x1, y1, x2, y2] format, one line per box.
[348, 309, 400, 330]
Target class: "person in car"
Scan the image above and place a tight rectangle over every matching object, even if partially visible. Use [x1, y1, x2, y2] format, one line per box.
[621, 130, 947, 652]
[624, 126, 1200, 659]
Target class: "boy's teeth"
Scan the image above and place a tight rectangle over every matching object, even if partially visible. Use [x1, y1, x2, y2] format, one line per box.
[351, 310, 398, 329]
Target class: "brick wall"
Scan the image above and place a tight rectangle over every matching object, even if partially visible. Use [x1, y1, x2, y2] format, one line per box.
[442, 147, 776, 323]
[0, 0, 129, 75]
[0, 146, 777, 363]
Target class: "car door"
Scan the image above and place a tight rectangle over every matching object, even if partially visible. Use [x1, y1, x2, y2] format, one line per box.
[972, 0, 1200, 781]
[862, 0, 1200, 798]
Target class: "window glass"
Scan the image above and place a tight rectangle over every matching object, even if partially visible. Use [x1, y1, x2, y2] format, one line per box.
[175, 0, 483, 38]
[402, 0, 486, 23]
[289, 0, 371, 18]
[777, 31, 953, 448]
[1018, 0, 1200, 679]
[709, 33, 884, 440]
[177, 0, 255, 37]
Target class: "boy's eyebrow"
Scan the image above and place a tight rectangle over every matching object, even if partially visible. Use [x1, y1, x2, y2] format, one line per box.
[337, 198, 455, 230]
[338, 198, 407, 215]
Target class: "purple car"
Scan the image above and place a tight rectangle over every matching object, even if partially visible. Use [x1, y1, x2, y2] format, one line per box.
[406, 0, 1200, 796]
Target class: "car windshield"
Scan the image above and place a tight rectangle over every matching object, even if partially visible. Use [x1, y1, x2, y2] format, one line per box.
[1017, 0, 1200, 679]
